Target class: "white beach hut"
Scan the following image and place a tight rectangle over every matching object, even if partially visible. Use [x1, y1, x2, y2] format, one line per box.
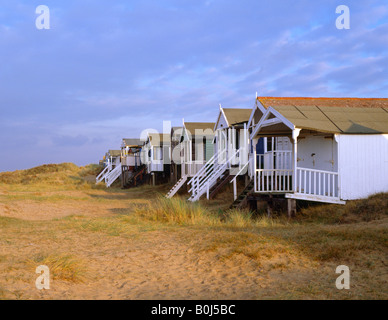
[166, 121, 215, 198]
[187, 107, 252, 202]
[249, 97, 388, 214]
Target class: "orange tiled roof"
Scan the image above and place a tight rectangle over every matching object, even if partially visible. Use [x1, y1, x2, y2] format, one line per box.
[256, 97, 388, 134]
[258, 97, 388, 109]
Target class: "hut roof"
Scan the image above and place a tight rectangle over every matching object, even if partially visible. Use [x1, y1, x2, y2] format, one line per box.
[258, 97, 388, 134]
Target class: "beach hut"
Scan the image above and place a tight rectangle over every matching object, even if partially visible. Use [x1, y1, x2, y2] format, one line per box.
[95, 150, 122, 187]
[166, 121, 215, 198]
[187, 107, 252, 202]
[142, 133, 171, 185]
[249, 97, 388, 216]
[120, 138, 145, 188]
[170, 126, 183, 184]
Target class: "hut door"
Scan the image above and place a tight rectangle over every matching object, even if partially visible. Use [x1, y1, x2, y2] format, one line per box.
[256, 138, 264, 169]
[275, 137, 292, 169]
[264, 137, 275, 169]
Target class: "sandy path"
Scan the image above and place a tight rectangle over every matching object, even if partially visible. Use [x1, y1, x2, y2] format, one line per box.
[1, 227, 270, 300]
[81, 233, 267, 300]
[0, 188, 271, 300]
[0, 188, 329, 300]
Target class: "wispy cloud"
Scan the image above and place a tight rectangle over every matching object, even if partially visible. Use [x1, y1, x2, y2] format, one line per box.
[0, 0, 387, 171]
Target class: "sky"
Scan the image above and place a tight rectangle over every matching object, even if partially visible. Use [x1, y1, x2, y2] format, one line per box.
[0, 0, 387, 172]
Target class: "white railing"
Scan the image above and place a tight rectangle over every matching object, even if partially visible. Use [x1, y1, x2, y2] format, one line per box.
[188, 149, 239, 202]
[256, 151, 292, 170]
[230, 160, 250, 201]
[295, 167, 339, 198]
[105, 163, 122, 187]
[187, 149, 225, 187]
[230, 161, 249, 185]
[253, 166, 339, 198]
[254, 169, 294, 192]
[166, 176, 188, 198]
[96, 164, 112, 184]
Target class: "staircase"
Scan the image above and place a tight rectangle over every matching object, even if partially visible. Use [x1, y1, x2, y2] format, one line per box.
[105, 163, 122, 187]
[126, 165, 146, 188]
[96, 164, 112, 184]
[121, 165, 135, 188]
[229, 180, 254, 209]
[166, 176, 188, 198]
[188, 149, 239, 202]
[208, 174, 234, 199]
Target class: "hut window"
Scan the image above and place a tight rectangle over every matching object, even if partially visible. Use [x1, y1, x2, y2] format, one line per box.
[192, 138, 196, 160]
[266, 137, 275, 152]
[203, 137, 206, 160]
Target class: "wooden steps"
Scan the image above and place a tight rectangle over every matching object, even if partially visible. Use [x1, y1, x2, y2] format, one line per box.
[121, 165, 134, 188]
[96, 165, 111, 184]
[208, 174, 234, 199]
[166, 176, 188, 198]
[229, 180, 254, 209]
[105, 164, 122, 187]
[122, 165, 146, 188]
[188, 149, 239, 202]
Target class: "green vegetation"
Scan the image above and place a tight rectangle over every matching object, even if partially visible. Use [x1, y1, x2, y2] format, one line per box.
[0, 163, 104, 191]
[297, 193, 388, 224]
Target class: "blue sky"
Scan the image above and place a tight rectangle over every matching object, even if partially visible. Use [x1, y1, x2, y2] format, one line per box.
[0, 0, 387, 172]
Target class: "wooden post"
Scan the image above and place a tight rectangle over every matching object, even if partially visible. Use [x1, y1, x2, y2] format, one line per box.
[233, 178, 237, 201]
[174, 164, 178, 183]
[244, 122, 247, 165]
[267, 195, 273, 218]
[228, 128, 232, 164]
[253, 146, 257, 192]
[287, 198, 296, 218]
[152, 173, 156, 186]
[121, 166, 125, 188]
[292, 129, 301, 192]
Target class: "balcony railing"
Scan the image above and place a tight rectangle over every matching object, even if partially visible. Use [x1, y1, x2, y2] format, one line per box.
[295, 167, 339, 198]
[256, 150, 292, 170]
[254, 169, 294, 193]
[254, 166, 339, 199]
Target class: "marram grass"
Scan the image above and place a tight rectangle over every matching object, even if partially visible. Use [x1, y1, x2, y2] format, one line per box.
[134, 196, 221, 226]
[27, 253, 88, 283]
[133, 196, 285, 228]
